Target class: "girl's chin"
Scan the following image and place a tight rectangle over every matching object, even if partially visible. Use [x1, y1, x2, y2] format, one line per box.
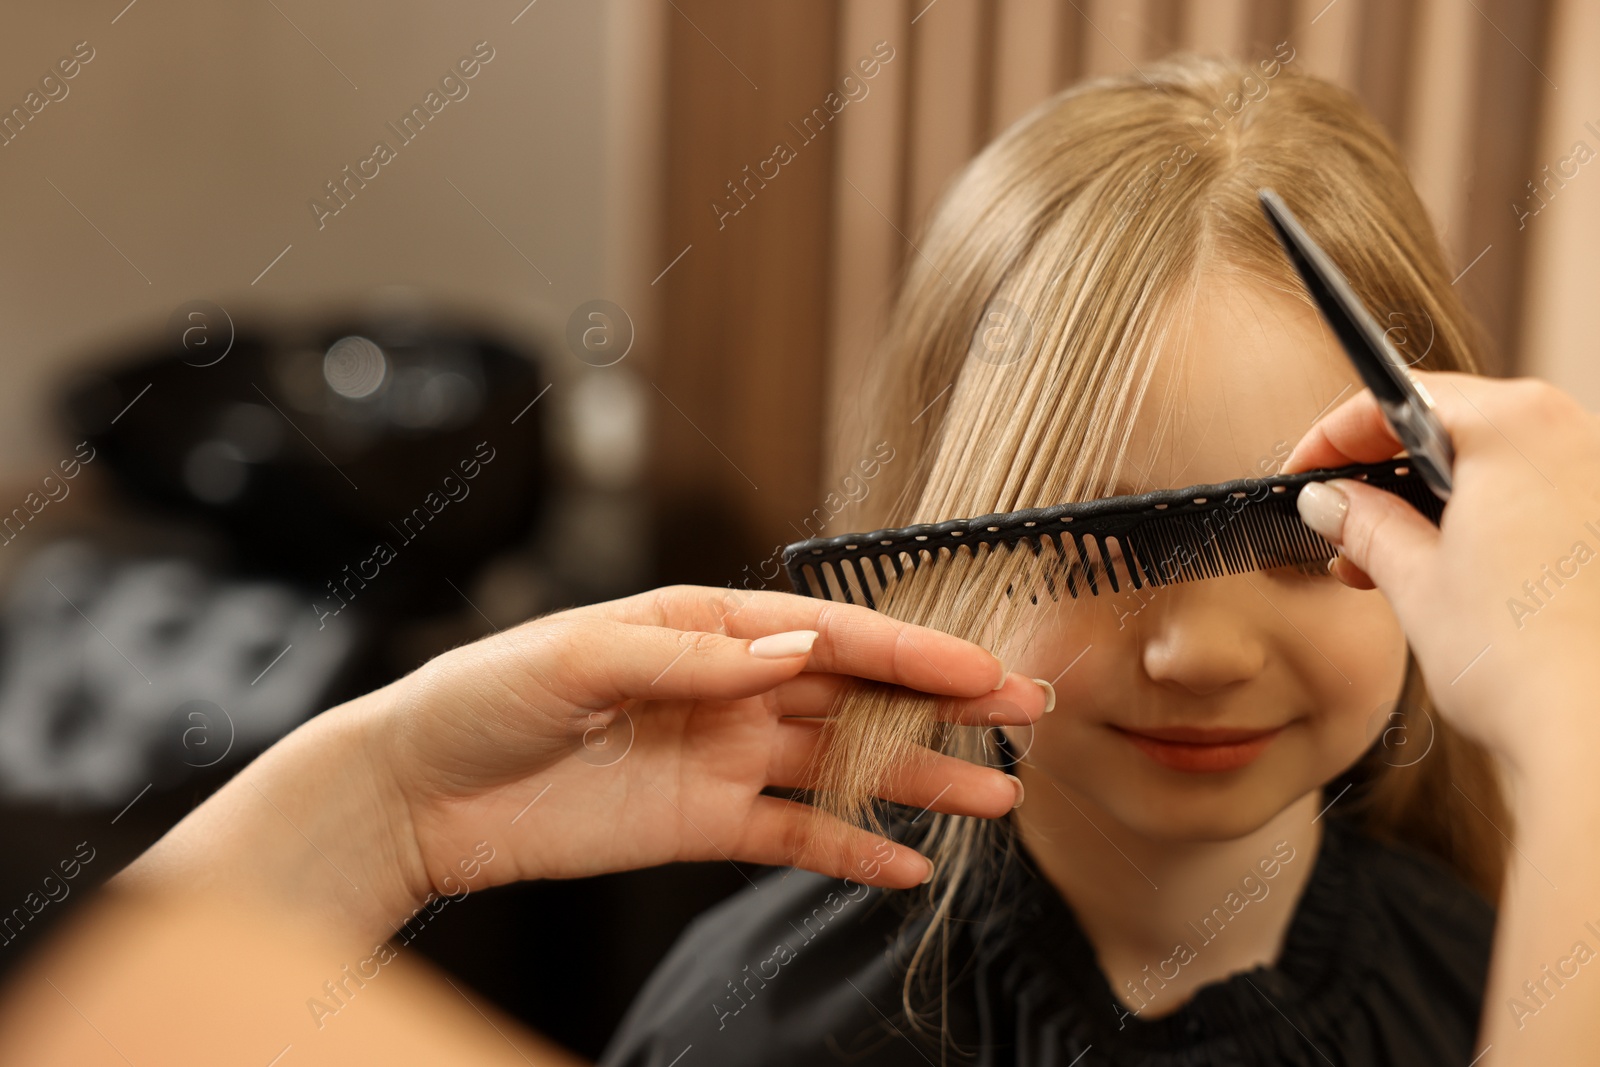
[1067, 761, 1316, 841]
[1106, 801, 1297, 844]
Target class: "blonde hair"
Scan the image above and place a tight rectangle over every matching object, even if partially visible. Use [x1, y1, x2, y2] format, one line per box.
[809, 53, 1509, 1039]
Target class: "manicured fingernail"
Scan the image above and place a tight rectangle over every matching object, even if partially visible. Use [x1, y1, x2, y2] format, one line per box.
[748, 629, 819, 658]
[1006, 773, 1025, 808]
[994, 666, 1009, 690]
[1032, 678, 1055, 714]
[1297, 481, 1349, 543]
[920, 859, 935, 884]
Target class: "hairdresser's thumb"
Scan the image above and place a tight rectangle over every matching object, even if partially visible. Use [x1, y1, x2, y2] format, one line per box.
[1296, 478, 1440, 607]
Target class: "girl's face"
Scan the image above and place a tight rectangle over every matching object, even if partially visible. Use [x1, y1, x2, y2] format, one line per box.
[1006, 272, 1408, 842]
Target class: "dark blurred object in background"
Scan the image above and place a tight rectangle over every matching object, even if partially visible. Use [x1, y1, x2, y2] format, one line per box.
[0, 307, 559, 808]
[0, 537, 357, 805]
[62, 311, 550, 617]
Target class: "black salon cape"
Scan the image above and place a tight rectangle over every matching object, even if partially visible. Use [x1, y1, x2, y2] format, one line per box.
[599, 813, 1494, 1066]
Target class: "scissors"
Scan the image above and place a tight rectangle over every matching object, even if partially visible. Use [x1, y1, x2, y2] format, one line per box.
[1257, 188, 1455, 501]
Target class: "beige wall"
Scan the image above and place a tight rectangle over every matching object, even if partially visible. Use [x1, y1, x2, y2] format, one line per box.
[0, 0, 650, 480]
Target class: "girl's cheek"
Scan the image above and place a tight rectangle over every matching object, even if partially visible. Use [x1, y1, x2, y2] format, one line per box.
[1014, 607, 1130, 719]
[1272, 584, 1408, 760]
[1291, 583, 1408, 693]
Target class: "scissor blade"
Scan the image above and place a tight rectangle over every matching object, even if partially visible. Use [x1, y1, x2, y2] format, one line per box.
[1257, 187, 1454, 501]
[1257, 189, 1408, 407]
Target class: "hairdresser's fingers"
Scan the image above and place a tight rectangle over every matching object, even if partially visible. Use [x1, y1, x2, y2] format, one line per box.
[580, 585, 1008, 697]
[521, 616, 1033, 713]
[1279, 388, 1404, 473]
[1280, 370, 1499, 473]
[753, 605, 1008, 696]
[1296, 479, 1440, 606]
[764, 672, 1050, 726]
[1328, 554, 1377, 590]
[766, 718, 1024, 818]
[737, 794, 933, 887]
[506, 617, 821, 710]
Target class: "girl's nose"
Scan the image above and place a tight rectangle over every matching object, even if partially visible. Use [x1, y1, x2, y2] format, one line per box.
[1137, 582, 1267, 697]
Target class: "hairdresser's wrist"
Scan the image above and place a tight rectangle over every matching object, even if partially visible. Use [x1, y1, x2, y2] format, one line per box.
[1479, 735, 1600, 1060]
[109, 681, 433, 948]
[1485, 695, 1600, 811]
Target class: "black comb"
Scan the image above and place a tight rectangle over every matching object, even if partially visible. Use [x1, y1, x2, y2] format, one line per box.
[783, 460, 1440, 607]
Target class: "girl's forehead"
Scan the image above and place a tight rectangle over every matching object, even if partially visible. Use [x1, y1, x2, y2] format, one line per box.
[1120, 273, 1363, 491]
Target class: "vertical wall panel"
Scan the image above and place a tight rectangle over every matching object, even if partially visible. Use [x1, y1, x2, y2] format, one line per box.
[993, 0, 1063, 131]
[1185, 0, 1253, 55]
[1246, 0, 1299, 58]
[1352, 0, 1418, 147]
[905, 0, 988, 231]
[1457, 0, 1555, 374]
[825, 0, 913, 483]
[1514, 0, 1596, 404]
[1082, 0, 1154, 77]
[1403, 0, 1479, 262]
[653, 0, 840, 582]
[1293, 0, 1363, 88]
[1054, 4, 1087, 87]
[1147, 0, 1187, 56]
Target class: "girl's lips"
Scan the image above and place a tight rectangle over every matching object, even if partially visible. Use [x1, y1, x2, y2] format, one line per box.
[1111, 724, 1285, 773]
[1118, 724, 1281, 744]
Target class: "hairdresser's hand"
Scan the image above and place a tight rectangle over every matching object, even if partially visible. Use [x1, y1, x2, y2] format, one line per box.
[1282, 371, 1600, 770]
[116, 586, 1045, 944]
[379, 586, 1042, 899]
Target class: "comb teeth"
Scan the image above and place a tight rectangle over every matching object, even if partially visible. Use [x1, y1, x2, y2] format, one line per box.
[784, 460, 1444, 606]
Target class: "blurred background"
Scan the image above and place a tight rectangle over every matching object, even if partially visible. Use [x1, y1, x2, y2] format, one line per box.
[0, 0, 1593, 1059]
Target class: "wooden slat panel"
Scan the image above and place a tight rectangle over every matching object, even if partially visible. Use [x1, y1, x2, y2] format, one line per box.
[973, 0, 1001, 142]
[652, 0, 841, 583]
[905, 0, 988, 231]
[1403, 0, 1479, 262]
[993, 0, 1062, 131]
[1245, 0, 1297, 58]
[1352, 0, 1418, 147]
[1457, 0, 1555, 374]
[1184, 0, 1253, 55]
[1055, 3, 1087, 87]
[1518, 0, 1600, 402]
[1082, 0, 1154, 76]
[825, 0, 913, 483]
[1293, 0, 1362, 88]
[1146, 0, 1187, 55]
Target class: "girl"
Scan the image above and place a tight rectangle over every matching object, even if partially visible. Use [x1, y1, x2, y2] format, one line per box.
[602, 53, 1512, 1065]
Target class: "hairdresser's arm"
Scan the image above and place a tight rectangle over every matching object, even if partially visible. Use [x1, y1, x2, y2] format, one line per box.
[110, 586, 1046, 947]
[0, 888, 588, 1067]
[1284, 371, 1600, 1062]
